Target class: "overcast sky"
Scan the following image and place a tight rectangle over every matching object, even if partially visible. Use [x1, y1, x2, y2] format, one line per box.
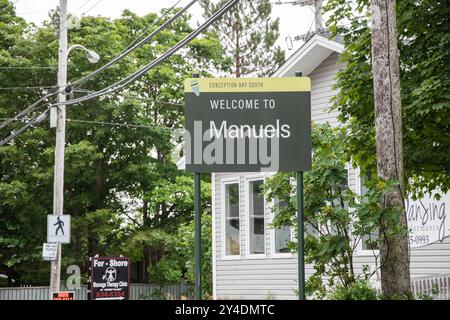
[14, 0, 317, 53]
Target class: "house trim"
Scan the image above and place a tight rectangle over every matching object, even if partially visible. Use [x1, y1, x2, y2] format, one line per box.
[211, 172, 217, 299]
[221, 177, 242, 260]
[245, 175, 267, 259]
[273, 34, 344, 77]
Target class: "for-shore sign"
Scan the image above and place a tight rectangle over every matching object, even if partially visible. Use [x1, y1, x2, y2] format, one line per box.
[47, 215, 70, 243]
[184, 77, 311, 172]
[91, 257, 130, 300]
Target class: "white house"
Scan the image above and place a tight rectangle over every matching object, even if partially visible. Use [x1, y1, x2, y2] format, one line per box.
[210, 34, 450, 299]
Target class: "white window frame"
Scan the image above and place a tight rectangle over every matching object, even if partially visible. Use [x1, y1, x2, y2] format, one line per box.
[221, 177, 241, 260]
[268, 176, 296, 259]
[245, 175, 267, 259]
[354, 166, 380, 257]
[270, 198, 295, 259]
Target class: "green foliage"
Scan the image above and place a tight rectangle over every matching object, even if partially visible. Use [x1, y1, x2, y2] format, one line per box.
[177, 213, 213, 298]
[328, 280, 378, 300]
[0, 2, 223, 285]
[265, 123, 402, 298]
[324, 0, 450, 196]
[199, 0, 284, 77]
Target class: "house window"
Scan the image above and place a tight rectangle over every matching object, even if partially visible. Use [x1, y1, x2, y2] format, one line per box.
[248, 180, 265, 255]
[224, 182, 240, 256]
[274, 200, 291, 254]
[359, 169, 380, 252]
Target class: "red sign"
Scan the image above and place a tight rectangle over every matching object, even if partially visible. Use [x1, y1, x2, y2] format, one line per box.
[52, 291, 75, 300]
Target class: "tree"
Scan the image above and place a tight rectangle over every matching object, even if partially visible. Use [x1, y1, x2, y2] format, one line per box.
[264, 123, 397, 299]
[324, 0, 449, 298]
[199, 0, 285, 77]
[324, 0, 450, 195]
[0, 3, 226, 285]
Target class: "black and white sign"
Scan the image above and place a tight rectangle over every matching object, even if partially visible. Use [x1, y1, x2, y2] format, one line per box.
[42, 243, 58, 261]
[47, 215, 70, 243]
[91, 257, 130, 300]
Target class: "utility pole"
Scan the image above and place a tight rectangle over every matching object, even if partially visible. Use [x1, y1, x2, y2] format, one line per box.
[370, 0, 410, 298]
[314, 0, 322, 32]
[49, 0, 68, 299]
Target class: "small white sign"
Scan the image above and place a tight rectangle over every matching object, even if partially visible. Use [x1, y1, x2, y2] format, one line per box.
[407, 191, 450, 248]
[47, 215, 71, 244]
[42, 243, 58, 261]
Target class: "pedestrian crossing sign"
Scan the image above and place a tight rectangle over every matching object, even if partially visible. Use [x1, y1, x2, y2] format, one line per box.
[47, 215, 71, 243]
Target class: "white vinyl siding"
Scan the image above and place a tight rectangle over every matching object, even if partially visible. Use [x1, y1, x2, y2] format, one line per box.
[309, 52, 342, 127]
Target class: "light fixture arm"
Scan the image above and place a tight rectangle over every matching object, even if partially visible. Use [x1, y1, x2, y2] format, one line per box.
[68, 44, 100, 64]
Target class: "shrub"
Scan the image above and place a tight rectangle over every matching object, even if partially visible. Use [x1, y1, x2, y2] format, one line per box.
[328, 280, 378, 300]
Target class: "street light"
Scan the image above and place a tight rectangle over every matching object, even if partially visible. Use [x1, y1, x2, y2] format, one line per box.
[68, 44, 100, 64]
[50, 44, 100, 127]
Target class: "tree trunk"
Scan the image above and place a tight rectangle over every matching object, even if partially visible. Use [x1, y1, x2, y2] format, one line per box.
[370, 0, 410, 298]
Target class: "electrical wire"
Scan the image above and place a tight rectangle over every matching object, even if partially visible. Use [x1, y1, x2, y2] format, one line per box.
[74, 88, 184, 106]
[0, 1, 184, 127]
[71, 0, 198, 89]
[0, 86, 58, 90]
[0, 107, 50, 146]
[80, 0, 103, 16]
[0, 66, 57, 69]
[0, 1, 193, 135]
[1, 0, 238, 145]
[57, 0, 239, 107]
[0, 90, 60, 130]
[66, 119, 174, 132]
[123, 0, 184, 51]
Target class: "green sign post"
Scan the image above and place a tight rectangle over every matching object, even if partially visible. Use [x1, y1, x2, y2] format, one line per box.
[184, 74, 311, 300]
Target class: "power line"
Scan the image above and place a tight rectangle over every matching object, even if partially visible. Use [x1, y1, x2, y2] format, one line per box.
[74, 89, 184, 106]
[58, 0, 239, 107]
[0, 86, 58, 90]
[66, 119, 175, 132]
[71, 0, 198, 89]
[0, 0, 238, 145]
[80, 0, 103, 16]
[0, 1, 191, 136]
[0, 85, 58, 90]
[0, 107, 50, 146]
[0, 91, 59, 130]
[0, 66, 57, 69]
[124, 0, 184, 51]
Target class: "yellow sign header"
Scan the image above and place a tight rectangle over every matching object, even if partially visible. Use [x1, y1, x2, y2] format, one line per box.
[184, 77, 311, 94]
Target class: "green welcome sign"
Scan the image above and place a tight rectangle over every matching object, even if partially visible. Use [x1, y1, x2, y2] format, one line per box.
[184, 77, 311, 172]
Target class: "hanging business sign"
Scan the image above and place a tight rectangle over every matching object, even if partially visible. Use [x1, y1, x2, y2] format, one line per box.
[407, 191, 450, 248]
[184, 77, 311, 172]
[91, 257, 130, 300]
